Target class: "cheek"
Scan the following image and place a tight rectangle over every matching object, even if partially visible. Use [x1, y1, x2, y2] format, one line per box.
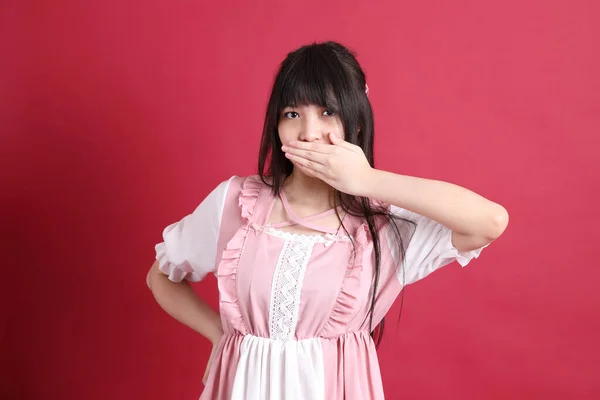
[277, 122, 297, 144]
[330, 118, 345, 138]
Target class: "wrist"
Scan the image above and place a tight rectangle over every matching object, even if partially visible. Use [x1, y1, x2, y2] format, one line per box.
[358, 167, 381, 198]
[209, 329, 223, 345]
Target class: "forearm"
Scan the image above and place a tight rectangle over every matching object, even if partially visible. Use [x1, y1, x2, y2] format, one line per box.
[148, 262, 223, 344]
[361, 169, 508, 239]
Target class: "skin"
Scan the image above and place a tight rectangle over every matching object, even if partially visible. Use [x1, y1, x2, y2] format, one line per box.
[147, 103, 509, 384]
[280, 104, 509, 251]
[272, 104, 348, 231]
[146, 265, 222, 384]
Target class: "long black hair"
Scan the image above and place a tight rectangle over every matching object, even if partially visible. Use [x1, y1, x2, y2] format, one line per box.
[258, 41, 412, 347]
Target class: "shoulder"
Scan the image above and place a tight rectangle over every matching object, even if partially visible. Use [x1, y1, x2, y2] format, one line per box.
[215, 174, 272, 218]
[210, 174, 262, 195]
[215, 175, 271, 251]
[218, 174, 268, 198]
[190, 175, 248, 217]
[360, 202, 418, 234]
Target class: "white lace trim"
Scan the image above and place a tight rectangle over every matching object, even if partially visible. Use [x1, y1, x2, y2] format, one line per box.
[268, 239, 314, 341]
[251, 224, 352, 246]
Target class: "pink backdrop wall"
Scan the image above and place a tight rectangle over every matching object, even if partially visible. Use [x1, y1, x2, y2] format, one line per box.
[2, 0, 599, 398]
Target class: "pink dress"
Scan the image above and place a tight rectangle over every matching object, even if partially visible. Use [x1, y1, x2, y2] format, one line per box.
[155, 175, 488, 399]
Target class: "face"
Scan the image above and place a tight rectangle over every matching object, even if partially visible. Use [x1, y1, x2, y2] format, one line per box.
[278, 104, 344, 146]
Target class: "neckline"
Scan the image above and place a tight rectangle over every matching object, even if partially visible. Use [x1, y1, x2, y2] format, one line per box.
[263, 226, 353, 243]
[265, 189, 346, 235]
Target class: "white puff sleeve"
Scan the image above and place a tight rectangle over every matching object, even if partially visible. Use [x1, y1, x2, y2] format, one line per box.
[386, 205, 490, 286]
[154, 177, 234, 282]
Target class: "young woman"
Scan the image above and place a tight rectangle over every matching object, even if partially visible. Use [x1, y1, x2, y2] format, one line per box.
[147, 41, 509, 400]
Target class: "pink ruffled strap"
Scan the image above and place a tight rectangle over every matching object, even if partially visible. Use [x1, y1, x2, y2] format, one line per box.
[320, 220, 369, 338]
[216, 175, 264, 335]
[238, 175, 263, 220]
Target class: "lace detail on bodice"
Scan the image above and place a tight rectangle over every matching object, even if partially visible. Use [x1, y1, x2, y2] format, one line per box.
[268, 238, 315, 341]
[265, 227, 352, 244]
[250, 223, 353, 247]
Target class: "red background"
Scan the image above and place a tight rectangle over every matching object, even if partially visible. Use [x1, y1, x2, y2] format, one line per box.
[2, 0, 599, 399]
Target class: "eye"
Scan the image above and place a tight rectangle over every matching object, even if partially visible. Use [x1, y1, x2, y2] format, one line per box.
[323, 110, 336, 117]
[283, 111, 299, 119]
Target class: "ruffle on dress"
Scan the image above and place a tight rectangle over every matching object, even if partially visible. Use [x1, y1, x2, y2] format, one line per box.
[216, 176, 263, 335]
[319, 221, 369, 338]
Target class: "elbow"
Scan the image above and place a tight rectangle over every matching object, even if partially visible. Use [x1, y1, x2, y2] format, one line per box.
[489, 205, 509, 240]
[146, 270, 153, 290]
[146, 260, 161, 290]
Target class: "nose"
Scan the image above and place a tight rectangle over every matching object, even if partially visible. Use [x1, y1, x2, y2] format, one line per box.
[299, 114, 325, 142]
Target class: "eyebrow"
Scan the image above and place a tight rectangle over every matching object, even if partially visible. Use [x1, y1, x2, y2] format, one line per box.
[281, 103, 337, 110]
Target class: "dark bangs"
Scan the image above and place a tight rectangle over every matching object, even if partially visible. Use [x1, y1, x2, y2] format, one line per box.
[274, 45, 362, 138]
[278, 55, 341, 113]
